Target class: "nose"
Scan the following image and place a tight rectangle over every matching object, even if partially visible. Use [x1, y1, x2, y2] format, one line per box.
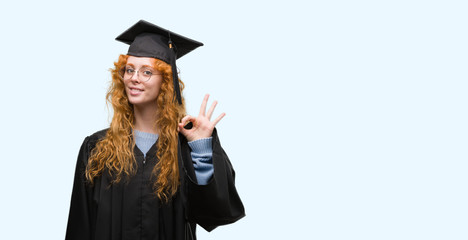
[130, 70, 140, 82]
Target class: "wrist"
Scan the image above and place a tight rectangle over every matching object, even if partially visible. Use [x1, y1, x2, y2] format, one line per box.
[188, 137, 213, 154]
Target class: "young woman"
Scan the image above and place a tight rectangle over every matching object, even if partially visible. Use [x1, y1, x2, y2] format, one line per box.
[65, 20, 245, 240]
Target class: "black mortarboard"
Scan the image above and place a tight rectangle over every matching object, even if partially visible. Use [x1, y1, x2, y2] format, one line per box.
[115, 20, 203, 104]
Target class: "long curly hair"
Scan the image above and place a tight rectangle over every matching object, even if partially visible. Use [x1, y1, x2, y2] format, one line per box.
[86, 54, 186, 202]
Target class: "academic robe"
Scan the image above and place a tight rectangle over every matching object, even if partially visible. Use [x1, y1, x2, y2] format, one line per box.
[65, 128, 245, 240]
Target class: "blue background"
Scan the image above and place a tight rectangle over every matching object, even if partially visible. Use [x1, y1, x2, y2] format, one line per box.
[1, 0, 467, 239]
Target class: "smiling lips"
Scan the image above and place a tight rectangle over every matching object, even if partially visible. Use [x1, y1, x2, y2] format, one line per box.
[129, 87, 144, 96]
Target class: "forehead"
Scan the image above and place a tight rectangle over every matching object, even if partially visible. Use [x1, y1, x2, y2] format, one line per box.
[126, 56, 156, 67]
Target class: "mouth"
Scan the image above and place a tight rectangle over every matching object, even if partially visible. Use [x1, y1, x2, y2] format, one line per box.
[130, 87, 143, 91]
[129, 87, 144, 96]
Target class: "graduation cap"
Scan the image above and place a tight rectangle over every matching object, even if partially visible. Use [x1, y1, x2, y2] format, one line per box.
[115, 20, 204, 104]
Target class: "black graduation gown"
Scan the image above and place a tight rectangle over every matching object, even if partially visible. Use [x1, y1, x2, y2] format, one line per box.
[65, 128, 245, 240]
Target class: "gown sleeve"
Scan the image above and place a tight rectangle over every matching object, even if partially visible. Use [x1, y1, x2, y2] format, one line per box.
[65, 137, 94, 240]
[181, 129, 245, 232]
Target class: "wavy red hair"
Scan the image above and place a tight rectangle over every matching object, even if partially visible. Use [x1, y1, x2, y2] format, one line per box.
[86, 54, 186, 202]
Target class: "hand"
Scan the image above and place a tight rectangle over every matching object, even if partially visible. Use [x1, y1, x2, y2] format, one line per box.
[178, 94, 226, 142]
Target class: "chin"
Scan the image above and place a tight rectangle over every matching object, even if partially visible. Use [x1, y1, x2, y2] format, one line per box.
[127, 95, 142, 105]
[128, 97, 157, 107]
[129, 99, 145, 106]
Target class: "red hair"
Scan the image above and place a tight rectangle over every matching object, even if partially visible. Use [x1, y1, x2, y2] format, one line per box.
[86, 54, 186, 202]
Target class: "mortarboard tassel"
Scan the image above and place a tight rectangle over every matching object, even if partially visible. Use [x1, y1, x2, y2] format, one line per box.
[168, 36, 182, 105]
[171, 54, 182, 105]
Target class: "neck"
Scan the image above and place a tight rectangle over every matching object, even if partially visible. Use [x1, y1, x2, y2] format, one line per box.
[133, 103, 159, 134]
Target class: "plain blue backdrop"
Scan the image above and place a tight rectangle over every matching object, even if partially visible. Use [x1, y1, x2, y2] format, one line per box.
[1, 0, 467, 239]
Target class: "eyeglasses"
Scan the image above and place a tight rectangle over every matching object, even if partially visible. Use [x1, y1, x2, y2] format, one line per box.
[122, 66, 162, 82]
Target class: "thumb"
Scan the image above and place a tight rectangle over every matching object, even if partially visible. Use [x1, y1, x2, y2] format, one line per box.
[180, 115, 194, 126]
[178, 123, 189, 136]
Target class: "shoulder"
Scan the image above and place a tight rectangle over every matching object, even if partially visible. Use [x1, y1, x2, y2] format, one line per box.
[88, 128, 109, 142]
[81, 128, 109, 151]
[76, 128, 109, 165]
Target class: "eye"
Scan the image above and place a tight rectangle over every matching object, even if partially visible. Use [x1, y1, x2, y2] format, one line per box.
[142, 70, 153, 77]
[125, 67, 135, 74]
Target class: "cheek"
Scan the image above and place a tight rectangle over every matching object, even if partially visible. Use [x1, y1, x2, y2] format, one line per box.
[123, 79, 130, 88]
[122, 81, 131, 95]
[153, 80, 163, 95]
[148, 81, 163, 98]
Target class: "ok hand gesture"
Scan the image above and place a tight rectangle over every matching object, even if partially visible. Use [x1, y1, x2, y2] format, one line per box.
[178, 94, 226, 142]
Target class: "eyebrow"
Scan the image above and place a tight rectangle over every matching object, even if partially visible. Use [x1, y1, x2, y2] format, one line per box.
[125, 64, 155, 69]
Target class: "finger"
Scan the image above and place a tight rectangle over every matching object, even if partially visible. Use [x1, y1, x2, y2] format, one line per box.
[206, 100, 218, 120]
[212, 112, 226, 127]
[180, 115, 195, 127]
[199, 94, 209, 116]
[178, 123, 188, 135]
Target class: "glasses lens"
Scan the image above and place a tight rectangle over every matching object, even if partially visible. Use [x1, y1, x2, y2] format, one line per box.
[141, 68, 153, 82]
[123, 67, 135, 80]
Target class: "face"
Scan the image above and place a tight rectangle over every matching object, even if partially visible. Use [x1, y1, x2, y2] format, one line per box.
[123, 56, 163, 107]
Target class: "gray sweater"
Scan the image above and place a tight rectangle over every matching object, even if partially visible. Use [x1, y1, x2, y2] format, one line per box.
[134, 130, 214, 185]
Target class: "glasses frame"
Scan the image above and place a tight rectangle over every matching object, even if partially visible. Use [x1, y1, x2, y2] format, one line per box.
[120, 66, 162, 82]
